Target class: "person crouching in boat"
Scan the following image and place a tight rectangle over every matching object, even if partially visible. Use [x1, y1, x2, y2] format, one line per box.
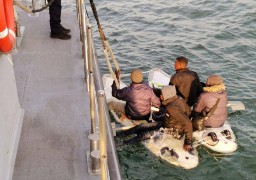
[108, 68, 160, 122]
[161, 85, 194, 151]
[192, 75, 227, 128]
[116, 85, 193, 151]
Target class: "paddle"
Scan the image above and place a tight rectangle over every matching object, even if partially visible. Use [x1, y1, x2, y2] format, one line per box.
[227, 101, 245, 111]
[152, 101, 245, 112]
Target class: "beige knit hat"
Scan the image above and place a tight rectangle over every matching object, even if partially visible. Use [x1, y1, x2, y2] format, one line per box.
[206, 75, 224, 86]
[130, 69, 143, 83]
[161, 85, 176, 100]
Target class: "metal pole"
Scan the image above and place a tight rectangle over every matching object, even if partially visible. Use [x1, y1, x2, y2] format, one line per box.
[88, 27, 94, 74]
[91, 150, 101, 172]
[76, 0, 80, 20]
[89, 74, 96, 134]
[77, 0, 83, 41]
[89, 133, 100, 172]
[89, 133, 99, 152]
[84, 25, 89, 92]
[98, 90, 109, 180]
[82, 7, 89, 91]
[87, 26, 96, 134]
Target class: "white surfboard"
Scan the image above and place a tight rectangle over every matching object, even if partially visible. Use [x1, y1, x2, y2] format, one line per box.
[103, 74, 199, 169]
[147, 68, 240, 154]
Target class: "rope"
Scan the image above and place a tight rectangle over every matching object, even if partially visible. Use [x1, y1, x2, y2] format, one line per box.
[32, 0, 55, 13]
[105, 41, 119, 70]
[14, 0, 33, 13]
[14, 0, 55, 14]
[89, 0, 120, 88]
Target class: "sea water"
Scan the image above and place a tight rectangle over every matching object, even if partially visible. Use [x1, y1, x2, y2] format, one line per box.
[67, 0, 255, 179]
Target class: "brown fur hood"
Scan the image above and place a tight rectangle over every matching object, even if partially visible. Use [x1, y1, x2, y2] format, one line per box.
[203, 83, 226, 93]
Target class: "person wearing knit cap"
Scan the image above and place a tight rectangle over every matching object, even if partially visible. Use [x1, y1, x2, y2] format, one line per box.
[160, 85, 194, 151]
[108, 68, 160, 122]
[192, 74, 227, 128]
[169, 56, 203, 107]
[130, 69, 143, 83]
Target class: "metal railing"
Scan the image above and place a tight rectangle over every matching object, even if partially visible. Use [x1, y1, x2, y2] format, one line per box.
[77, 0, 122, 179]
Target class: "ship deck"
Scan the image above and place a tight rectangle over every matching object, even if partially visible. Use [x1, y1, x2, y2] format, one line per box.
[12, 9, 100, 180]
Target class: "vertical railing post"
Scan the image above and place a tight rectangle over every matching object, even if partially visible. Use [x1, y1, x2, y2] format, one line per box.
[89, 134, 100, 173]
[76, 0, 80, 22]
[84, 25, 89, 91]
[77, 0, 83, 42]
[98, 90, 109, 180]
[87, 26, 96, 135]
[87, 25, 100, 174]
[80, 0, 89, 91]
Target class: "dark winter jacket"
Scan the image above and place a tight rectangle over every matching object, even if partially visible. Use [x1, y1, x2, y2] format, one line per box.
[112, 81, 160, 120]
[169, 68, 203, 107]
[162, 96, 193, 141]
[193, 84, 227, 128]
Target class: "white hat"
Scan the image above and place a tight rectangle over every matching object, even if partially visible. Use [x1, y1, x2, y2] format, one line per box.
[161, 85, 177, 100]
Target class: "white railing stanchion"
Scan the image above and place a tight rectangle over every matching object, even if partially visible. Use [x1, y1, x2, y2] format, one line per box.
[87, 26, 96, 135]
[98, 90, 109, 180]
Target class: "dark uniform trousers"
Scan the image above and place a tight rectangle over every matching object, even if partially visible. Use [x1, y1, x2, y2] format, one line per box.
[48, 0, 62, 34]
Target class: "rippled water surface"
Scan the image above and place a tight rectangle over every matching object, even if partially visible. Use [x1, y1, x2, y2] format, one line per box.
[68, 0, 255, 179]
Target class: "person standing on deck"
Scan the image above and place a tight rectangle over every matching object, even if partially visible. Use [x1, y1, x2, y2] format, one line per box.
[108, 68, 160, 122]
[192, 75, 227, 128]
[48, 0, 71, 40]
[169, 56, 203, 107]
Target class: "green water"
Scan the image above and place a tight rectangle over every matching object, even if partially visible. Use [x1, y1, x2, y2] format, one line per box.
[85, 0, 256, 179]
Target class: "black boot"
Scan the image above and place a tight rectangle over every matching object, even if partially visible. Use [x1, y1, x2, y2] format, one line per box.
[50, 31, 71, 40]
[60, 25, 71, 34]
